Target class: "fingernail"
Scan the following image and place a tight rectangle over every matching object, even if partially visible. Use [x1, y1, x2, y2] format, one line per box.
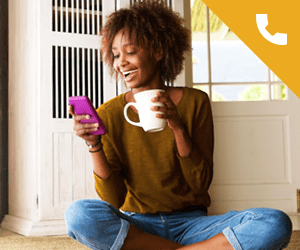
[86, 115, 90, 119]
[94, 123, 99, 127]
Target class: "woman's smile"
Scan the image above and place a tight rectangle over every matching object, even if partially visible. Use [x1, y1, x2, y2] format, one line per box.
[121, 69, 138, 82]
[124, 70, 138, 82]
[112, 29, 163, 91]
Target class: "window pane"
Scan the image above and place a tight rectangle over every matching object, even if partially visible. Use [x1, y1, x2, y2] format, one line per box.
[271, 84, 287, 100]
[212, 84, 269, 102]
[191, 0, 208, 83]
[208, 7, 268, 83]
[194, 85, 209, 95]
[211, 41, 268, 82]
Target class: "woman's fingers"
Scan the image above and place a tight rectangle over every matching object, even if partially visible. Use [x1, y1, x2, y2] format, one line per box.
[74, 114, 91, 123]
[69, 105, 101, 141]
[75, 122, 99, 131]
[68, 105, 74, 116]
[69, 105, 91, 121]
[74, 122, 99, 135]
[151, 92, 173, 107]
[151, 92, 184, 131]
[151, 92, 177, 118]
[150, 104, 168, 112]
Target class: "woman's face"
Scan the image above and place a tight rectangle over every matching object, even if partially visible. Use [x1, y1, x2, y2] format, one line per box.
[112, 30, 162, 91]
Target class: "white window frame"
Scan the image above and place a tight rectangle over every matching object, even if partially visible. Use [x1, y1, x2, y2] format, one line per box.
[192, 5, 286, 102]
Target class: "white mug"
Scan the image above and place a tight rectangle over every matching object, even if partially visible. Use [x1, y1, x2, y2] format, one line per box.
[124, 89, 166, 132]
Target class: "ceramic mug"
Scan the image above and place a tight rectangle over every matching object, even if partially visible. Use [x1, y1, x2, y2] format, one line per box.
[124, 89, 166, 132]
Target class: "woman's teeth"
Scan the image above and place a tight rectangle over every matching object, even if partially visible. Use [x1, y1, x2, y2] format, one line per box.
[123, 69, 138, 78]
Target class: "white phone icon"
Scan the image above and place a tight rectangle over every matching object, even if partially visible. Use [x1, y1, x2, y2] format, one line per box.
[256, 14, 287, 45]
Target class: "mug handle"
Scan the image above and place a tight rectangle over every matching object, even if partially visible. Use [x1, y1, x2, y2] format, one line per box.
[124, 102, 142, 127]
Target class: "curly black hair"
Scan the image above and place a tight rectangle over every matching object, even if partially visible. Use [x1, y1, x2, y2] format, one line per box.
[100, 1, 191, 84]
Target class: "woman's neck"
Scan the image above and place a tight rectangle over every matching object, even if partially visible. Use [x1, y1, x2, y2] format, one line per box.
[130, 80, 166, 95]
[125, 82, 169, 104]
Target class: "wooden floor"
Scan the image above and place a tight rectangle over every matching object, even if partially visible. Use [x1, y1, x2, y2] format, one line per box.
[286, 231, 300, 250]
[0, 227, 299, 249]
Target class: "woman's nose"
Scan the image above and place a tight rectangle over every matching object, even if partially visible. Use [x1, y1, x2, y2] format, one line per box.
[118, 54, 129, 67]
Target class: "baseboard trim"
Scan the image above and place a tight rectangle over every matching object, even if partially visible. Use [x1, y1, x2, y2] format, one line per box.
[288, 213, 300, 231]
[2, 213, 299, 237]
[0, 215, 67, 236]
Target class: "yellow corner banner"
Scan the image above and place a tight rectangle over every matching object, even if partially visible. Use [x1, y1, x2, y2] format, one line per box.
[201, 0, 300, 99]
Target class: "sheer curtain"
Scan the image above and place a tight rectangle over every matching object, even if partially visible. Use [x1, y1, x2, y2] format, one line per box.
[0, 0, 8, 222]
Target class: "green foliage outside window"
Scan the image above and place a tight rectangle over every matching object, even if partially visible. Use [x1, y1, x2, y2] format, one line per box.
[238, 85, 268, 101]
[273, 84, 287, 100]
[191, 0, 222, 33]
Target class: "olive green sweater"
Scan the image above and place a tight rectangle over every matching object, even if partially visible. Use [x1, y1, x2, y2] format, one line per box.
[94, 87, 214, 214]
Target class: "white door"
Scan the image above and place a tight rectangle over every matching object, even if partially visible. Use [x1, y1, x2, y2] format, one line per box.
[39, 0, 117, 220]
[209, 88, 300, 215]
[190, 0, 300, 216]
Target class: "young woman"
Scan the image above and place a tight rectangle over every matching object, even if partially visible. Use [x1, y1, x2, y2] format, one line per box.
[65, 2, 292, 250]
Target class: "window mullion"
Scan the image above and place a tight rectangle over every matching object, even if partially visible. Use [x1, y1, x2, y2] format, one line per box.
[268, 68, 272, 101]
[206, 6, 212, 97]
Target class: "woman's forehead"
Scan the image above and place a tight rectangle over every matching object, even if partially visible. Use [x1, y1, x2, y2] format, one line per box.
[112, 30, 135, 47]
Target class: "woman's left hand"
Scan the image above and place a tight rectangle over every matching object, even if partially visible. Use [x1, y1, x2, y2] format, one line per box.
[151, 91, 184, 131]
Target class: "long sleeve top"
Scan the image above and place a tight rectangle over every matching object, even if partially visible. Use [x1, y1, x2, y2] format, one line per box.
[94, 87, 214, 214]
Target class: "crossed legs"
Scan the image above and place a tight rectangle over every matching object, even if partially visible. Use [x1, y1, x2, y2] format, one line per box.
[65, 200, 292, 250]
[121, 224, 233, 250]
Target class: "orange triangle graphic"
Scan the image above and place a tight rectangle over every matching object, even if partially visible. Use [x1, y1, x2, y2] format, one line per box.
[201, 0, 300, 99]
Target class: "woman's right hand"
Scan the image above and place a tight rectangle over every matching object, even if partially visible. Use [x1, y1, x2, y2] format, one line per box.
[69, 105, 101, 145]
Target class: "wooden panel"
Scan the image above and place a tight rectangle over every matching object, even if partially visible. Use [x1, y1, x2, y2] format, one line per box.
[209, 178, 294, 214]
[73, 134, 88, 200]
[53, 133, 73, 206]
[8, 0, 40, 221]
[85, 150, 99, 199]
[53, 132, 98, 208]
[213, 115, 290, 185]
[209, 199, 293, 215]
[209, 184, 293, 201]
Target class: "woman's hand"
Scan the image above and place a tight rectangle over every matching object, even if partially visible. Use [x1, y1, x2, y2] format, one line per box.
[151, 91, 184, 131]
[69, 105, 101, 145]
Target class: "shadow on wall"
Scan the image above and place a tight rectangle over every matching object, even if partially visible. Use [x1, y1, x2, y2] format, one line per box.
[0, 0, 9, 223]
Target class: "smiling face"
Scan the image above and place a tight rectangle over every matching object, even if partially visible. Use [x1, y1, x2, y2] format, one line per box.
[112, 30, 163, 91]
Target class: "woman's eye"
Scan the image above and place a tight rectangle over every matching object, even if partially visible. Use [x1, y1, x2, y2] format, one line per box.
[128, 51, 136, 55]
[113, 54, 119, 59]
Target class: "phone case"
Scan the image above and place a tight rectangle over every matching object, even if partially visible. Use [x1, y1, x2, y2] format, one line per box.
[68, 96, 107, 135]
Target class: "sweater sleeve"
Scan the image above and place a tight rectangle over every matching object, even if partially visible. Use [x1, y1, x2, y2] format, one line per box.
[178, 92, 214, 196]
[93, 106, 127, 209]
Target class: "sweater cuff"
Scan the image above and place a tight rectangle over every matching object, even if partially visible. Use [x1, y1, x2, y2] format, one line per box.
[93, 170, 112, 181]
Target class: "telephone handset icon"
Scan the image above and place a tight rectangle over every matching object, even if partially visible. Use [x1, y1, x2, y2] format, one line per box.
[256, 14, 287, 45]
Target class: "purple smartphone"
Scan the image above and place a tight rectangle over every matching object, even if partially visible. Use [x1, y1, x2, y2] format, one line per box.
[68, 96, 107, 135]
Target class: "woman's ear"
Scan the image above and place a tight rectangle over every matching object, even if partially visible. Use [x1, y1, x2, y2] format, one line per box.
[154, 47, 163, 61]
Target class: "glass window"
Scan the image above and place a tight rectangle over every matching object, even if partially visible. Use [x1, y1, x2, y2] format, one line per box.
[211, 84, 269, 102]
[190, 0, 286, 102]
[191, 0, 209, 83]
[211, 40, 268, 83]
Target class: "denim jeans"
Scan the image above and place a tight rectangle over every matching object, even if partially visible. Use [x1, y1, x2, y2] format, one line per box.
[65, 199, 292, 250]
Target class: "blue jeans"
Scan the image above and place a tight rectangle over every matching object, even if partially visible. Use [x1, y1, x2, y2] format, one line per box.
[65, 199, 292, 250]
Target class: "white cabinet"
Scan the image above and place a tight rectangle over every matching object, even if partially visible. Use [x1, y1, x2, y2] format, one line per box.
[2, 0, 116, 236]
[2, 0, 189, 236]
